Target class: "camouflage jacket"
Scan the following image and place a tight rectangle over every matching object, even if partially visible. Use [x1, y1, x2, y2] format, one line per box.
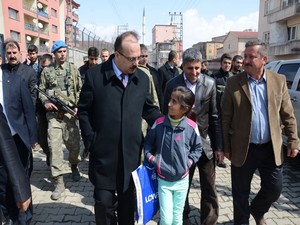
[39, 62, 82, 107]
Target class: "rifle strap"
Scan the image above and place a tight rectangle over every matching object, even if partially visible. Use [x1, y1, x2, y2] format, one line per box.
[55, 89, 76, 107]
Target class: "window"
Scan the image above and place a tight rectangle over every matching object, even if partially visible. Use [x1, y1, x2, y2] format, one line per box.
[51, 8, 57, 17]
[263, 32, 270, 44]
[288, 26, 296, 40]
[10, 30, 20, 42]
[278, 63, 300, 89]
[8, 8, 18, 20]
[265, 0, 275, 15]
[52, 25, 57, 33]
[228, 44, 230, 50]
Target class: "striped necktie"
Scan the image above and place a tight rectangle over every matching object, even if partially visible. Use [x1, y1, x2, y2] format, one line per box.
[121, 73, 126, 87]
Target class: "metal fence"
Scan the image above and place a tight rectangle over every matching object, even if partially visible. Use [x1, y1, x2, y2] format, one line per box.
[69, 23, 114, 54]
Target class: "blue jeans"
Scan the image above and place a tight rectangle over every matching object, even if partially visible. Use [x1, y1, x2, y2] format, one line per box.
[158, 176, 189, 225]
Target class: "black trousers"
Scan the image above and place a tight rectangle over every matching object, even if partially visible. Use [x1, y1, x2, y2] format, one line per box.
[231, 142, 283, 225]
[184, 154, 219, 225]
[36, 100, 49, 155]
[0, 135, 33, 225]
[93, 181, 135, 225]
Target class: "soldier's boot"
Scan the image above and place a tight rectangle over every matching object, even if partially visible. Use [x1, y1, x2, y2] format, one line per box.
[51, 175, 65, 200]
[71, 164, 81, 182]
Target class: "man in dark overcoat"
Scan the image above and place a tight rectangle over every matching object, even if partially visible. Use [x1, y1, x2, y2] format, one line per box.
[0, 104, 32, 224]
[77, 31, 161, 225]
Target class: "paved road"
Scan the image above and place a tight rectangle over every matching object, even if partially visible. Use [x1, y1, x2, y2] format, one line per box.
[29, 149, 300, 225]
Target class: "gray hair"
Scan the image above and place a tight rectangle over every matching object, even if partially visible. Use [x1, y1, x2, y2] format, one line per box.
[182, 48, 202, 64]
[245, 40, 267, 57]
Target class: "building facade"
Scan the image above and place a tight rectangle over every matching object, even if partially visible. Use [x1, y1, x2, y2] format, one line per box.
[0, 0, 79, 60]
[152, 24, 182, 68]
[259, 0, 300, 60]
[220, 31, 258, 58]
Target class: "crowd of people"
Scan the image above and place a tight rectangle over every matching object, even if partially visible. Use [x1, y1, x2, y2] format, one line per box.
[0, 30, 299, 225]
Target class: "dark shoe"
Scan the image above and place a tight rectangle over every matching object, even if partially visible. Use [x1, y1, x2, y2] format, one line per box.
[183, 218, 190, 225]
[51, 175, 65, 200]
[250, 211, 267, 225]
[217, 162, 228, 168]
[71, 164, 80, 182]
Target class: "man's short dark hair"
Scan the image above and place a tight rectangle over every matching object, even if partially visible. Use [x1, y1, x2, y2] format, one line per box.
[168, 50, 178, 62]
[88, 47, 99, 57]
[220, 53, 232, 63]
[140, 44, 148, 52]
[4, 39, 20, 51]
[27, 44, 38, 53]
[41, 53, 53, 62]
[114, 31, 139, 52]
[232, 55, 243, 62]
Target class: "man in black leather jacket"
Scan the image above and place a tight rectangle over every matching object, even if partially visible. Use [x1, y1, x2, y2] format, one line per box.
[163, 48, 223, 225]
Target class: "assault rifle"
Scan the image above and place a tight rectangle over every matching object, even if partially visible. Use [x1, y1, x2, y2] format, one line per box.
[35, 86, 78, 119]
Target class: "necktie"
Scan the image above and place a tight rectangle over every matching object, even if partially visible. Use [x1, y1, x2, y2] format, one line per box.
[121, 73, 126, 87]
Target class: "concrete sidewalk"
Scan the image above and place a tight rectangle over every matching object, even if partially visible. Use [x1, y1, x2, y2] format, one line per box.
[29, 150, 300, 225]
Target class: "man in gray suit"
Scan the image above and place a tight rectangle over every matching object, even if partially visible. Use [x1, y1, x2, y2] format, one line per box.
[163, 48, 223, 225]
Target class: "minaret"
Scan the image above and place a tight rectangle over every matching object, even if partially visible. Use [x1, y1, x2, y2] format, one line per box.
[142, 8, 146, 44]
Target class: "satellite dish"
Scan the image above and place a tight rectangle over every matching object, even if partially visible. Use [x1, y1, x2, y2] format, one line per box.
[37, 2, 43, 9]
[33, 18, 38, 24]
[26, 36, 32, 41]
[38, 22, 43, 28]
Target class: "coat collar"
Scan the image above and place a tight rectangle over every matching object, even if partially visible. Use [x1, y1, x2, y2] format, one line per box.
[103, 54, 139, 85]
[239, 71, 251, 103]
[238, 70, 273, 104]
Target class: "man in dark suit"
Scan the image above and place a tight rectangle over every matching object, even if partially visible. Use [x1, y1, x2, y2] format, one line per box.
[0, 103, 32, 225]
[0, 68, 37, 224]
[163, 48, 223, 225]
[158, 50, 181, 95]
[78, 31, 161, 225]
[1, 39, 37, 105]
[222, 40, 300, 225]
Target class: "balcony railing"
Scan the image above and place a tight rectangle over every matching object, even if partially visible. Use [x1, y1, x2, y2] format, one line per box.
[269, 39, 300, 56]
[24, 23, 38, 32]
[39, 45, 49, 52]
[23, 2, 37, 14]
[39, 28, 49, 36]
[38, 9, 48, 19]
[72, 12, 78, 18]
[265, 0, 300, 16]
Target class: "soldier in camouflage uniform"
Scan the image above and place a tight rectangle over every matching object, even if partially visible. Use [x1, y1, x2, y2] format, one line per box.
[39, 40, 82, 200]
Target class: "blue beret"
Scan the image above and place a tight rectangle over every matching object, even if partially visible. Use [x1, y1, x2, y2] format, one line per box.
[51, 40, 67, 53]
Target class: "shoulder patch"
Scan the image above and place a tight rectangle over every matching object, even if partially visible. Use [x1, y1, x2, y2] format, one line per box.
[156, 116, 165, 125]
[187, 118, 197, 128]
[151, 116, 165, 130]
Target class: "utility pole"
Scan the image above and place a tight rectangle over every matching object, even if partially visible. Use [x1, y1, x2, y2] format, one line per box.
[116, 24, 128, 36]
[142, 8, 146, 44]
[169, 12, 183, 61]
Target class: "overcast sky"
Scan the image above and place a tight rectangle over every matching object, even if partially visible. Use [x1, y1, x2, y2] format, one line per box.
[75, 0, 259, 49]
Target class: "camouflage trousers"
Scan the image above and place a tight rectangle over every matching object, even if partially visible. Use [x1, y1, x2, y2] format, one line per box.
[47, 112, 80, 177]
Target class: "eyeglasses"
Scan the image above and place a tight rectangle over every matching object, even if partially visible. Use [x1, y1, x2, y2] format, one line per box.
[117, 51, 140, 62]
[140, 55, 148, 58]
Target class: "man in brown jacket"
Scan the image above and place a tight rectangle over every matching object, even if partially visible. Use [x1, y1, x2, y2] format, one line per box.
[221, 40, 300, 225]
